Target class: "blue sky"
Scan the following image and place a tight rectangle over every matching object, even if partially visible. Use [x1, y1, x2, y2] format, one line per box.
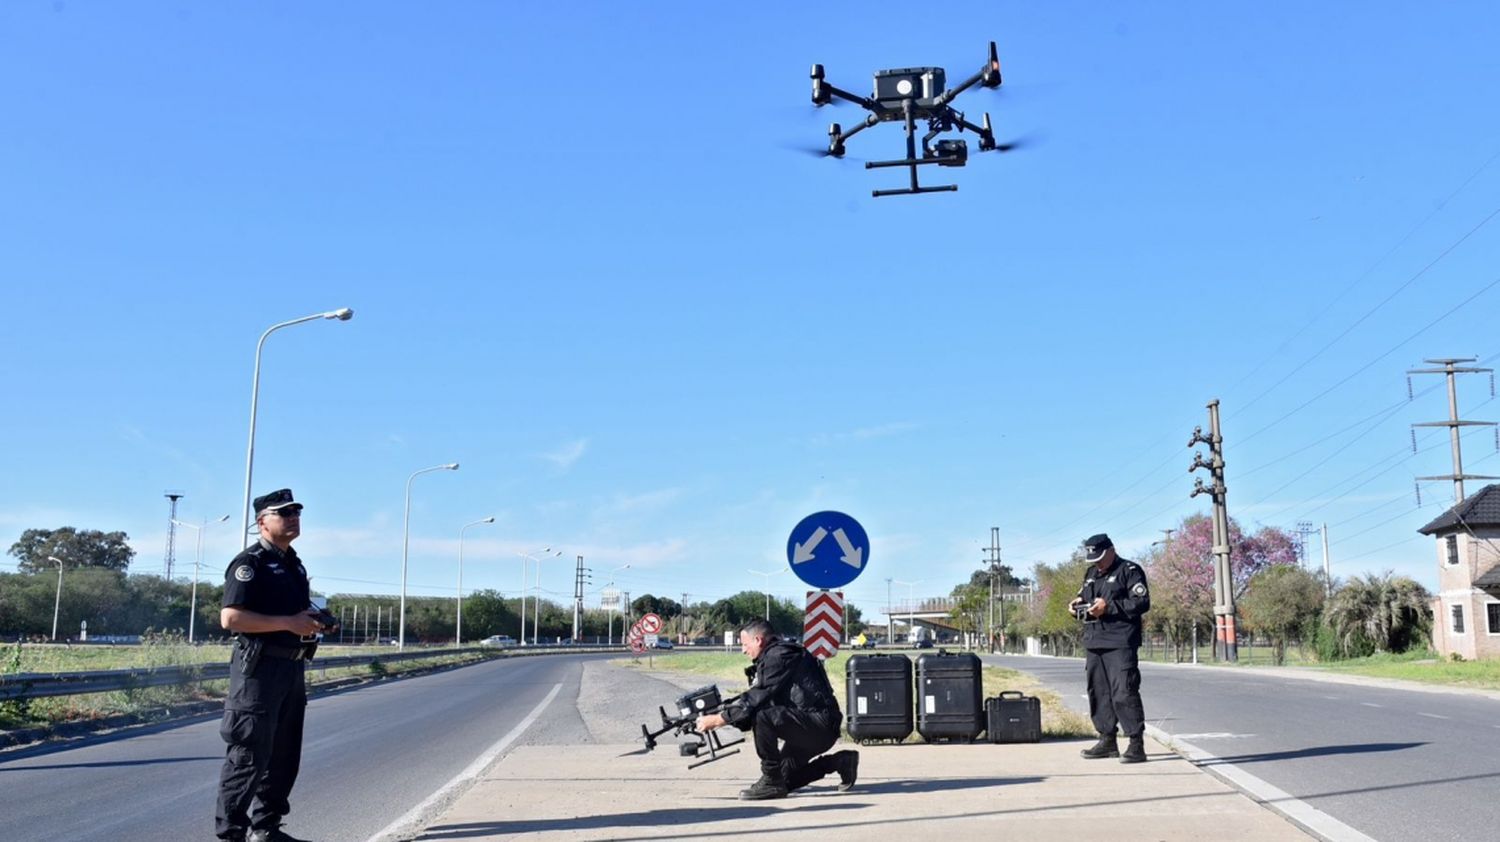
[3, 2, 1499, 621]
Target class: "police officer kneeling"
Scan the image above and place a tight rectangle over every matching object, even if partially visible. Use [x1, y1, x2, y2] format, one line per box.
[696, 618, 859, 800]
[1069, 533, 1151, 765]
[214, 489, 337, 842]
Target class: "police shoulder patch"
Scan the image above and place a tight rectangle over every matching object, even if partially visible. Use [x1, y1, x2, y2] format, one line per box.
[234, 565, 255, 583]
[1132, 582, 1147, 597]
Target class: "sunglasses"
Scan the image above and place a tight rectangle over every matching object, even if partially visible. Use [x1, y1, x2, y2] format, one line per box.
[269, 508, 303, 518]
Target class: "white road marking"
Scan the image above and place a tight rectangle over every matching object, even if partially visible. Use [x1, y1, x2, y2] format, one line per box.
[366, 681, 564, 842]
[1173, 732, 1255, 740]
[1151, 725, 1377, 842]
[1360, 702, 1381, 708]
[1417, 712, 1449, 720]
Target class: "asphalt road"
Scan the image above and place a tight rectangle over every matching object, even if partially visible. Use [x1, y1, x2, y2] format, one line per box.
[986, 653, 1500, 841]
[0, 652, 621, 842]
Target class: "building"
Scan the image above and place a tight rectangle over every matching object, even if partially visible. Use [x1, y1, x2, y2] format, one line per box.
[1417, 483, 1500, 660]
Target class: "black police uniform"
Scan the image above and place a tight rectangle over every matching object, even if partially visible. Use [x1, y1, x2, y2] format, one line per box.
[721, 639, 849, 791]
[1078, 555, 1151, 739]
[214, 538, 314, 840]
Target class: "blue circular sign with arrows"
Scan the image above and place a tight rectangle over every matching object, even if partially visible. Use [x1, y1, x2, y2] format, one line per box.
[786, 511, 870, 589]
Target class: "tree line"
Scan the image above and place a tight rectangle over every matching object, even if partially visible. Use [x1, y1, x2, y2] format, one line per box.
[977, 513, 1433, 663]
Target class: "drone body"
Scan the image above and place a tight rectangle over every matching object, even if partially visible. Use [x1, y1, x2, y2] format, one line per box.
[811, 42, 1007, 197]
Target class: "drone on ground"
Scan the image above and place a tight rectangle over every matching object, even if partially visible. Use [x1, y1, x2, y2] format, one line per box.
[810, 41, 1016, 197]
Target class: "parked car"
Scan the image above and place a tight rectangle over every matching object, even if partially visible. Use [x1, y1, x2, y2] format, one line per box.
[654, 639, 674, 649]
[479, 635, 516, 648]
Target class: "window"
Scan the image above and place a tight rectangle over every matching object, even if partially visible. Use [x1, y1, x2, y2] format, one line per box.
[1451, 604, 1465, 634]
[1446, 535, 1460, 566]
[1488, 603, 1500, 635]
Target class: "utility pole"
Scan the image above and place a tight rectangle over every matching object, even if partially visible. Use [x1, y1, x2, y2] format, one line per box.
[1190, 399, 1237, 663]
[681, 592, 690, 643]
[572, 555, 589, 641]
[1158, 528, 1175, 546]
[1320, 523, 1332, 598]
[1408, 358, 1497, 505]
[983, 527, 1003, 653]
[163, 491, 184, 579]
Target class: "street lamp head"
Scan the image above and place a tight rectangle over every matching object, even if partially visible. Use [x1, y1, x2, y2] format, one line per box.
[47, 555, 62, 564]
[326, 308, 354, 321]
[444, 463, 460, 471]
[481, 516, 496, 524]
[214, 514, 231, 523]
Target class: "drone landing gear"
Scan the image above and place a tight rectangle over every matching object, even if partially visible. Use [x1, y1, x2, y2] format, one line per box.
[864, 100, 960, 197]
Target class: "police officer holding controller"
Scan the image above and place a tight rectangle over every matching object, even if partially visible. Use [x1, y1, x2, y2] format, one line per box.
[1069, 533, 1151, 764]
[215, 489, 336, 842]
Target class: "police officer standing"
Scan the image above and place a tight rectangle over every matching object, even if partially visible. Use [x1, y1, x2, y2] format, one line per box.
[696, 618, 859, 800]
[214, 489, 336, 842]
[1069, 533, 1151, 764]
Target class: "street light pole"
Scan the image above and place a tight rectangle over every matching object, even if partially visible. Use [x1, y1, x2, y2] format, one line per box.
[748, 567, 785, 621]
[517, 548, 558, 645]
[47, 556, 64, 641]
[171, 514, 230, 643]
[533, 550, 562, 645]
[456, 516, 495, 646]
[400, 462, 459, 649]
[239, 308, 354, 548]
[606, 564, 630, 645]
[894, 578, 921, 645]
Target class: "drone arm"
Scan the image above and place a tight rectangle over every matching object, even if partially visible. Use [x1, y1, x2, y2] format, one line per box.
[937, 41, 1003, 106]
[829, 84, 874, 109]
[837, 114, 879, 143]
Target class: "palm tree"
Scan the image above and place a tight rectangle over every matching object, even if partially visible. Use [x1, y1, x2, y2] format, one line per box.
[1323, 571, 1432, 657]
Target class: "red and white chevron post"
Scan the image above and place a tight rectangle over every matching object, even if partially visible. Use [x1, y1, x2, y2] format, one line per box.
[803, 590, 844, 660]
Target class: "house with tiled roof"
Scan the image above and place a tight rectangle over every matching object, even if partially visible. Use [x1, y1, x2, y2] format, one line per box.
[1417, 483, 1500, 659]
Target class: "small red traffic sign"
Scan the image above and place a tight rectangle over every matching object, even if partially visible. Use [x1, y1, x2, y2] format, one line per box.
[640, 613, 663, 634]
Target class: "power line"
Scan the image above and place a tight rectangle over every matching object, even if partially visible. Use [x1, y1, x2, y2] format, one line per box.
[1239, 274, 1500, 445]
[1224, 148, 1500, 407]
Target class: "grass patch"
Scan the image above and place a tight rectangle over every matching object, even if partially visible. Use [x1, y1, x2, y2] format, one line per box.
[0, 639, 499, 731]
[1308, 650, 1500, 689]
[621, 650, 1093, 741]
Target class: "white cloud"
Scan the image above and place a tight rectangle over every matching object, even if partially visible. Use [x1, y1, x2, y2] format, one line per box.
[539, 438, 589, 471]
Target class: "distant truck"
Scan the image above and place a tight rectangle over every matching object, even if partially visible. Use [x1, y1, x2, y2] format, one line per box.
[907, 627, 932, 646]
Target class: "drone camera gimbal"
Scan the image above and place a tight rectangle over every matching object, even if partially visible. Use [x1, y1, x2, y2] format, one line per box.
[811, 41, 1006, 197]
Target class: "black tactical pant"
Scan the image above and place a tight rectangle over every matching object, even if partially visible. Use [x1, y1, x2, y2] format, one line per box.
[215, 647, 307, 839]
[1085, 646, 1145, 738]
[750, 706, 841, 790]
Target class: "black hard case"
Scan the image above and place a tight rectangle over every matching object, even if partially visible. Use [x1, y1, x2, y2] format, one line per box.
[915, 650, 984, 743]
[985, 690, 1042, 743]
[844, 653, 914, 744]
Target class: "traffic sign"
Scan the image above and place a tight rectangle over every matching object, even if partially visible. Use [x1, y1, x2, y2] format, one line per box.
[645, 633, 659, 648]
[786, 511, 870, 589]
[803, 590, 844, 659]
[629, 639, 647, 654]
[640, 613, 663, 634]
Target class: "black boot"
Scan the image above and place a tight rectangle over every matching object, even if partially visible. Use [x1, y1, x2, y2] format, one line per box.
[1120, 735, 1147, 764]
[1079, 734, 1119, 759]
[247, 829, 311, 842]
[835, 750, 860, 791]
[739, 773, 789, 801]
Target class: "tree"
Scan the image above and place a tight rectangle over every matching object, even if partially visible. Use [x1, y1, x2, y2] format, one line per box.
[1239, 565, 1324, 664]
[1142, 514, 1300, 656]
[1322, 572, 1432, 657]
[9, 527, 136, 572]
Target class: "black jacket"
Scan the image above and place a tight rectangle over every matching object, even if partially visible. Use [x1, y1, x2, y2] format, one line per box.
[721, 639, 840, 730]
[1077, 556, 1151, 649]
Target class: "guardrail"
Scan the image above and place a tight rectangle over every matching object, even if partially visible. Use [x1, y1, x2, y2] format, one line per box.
[0, 643, 623, 702]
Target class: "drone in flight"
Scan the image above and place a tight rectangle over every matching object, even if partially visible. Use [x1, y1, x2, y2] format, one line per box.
[810, 41, 1016, 197]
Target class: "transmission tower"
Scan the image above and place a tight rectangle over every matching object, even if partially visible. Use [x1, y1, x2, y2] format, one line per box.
[1294, 521, 1316, 565]
[163, 491, 185, 579]
[1408, 358, 1497, 505]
